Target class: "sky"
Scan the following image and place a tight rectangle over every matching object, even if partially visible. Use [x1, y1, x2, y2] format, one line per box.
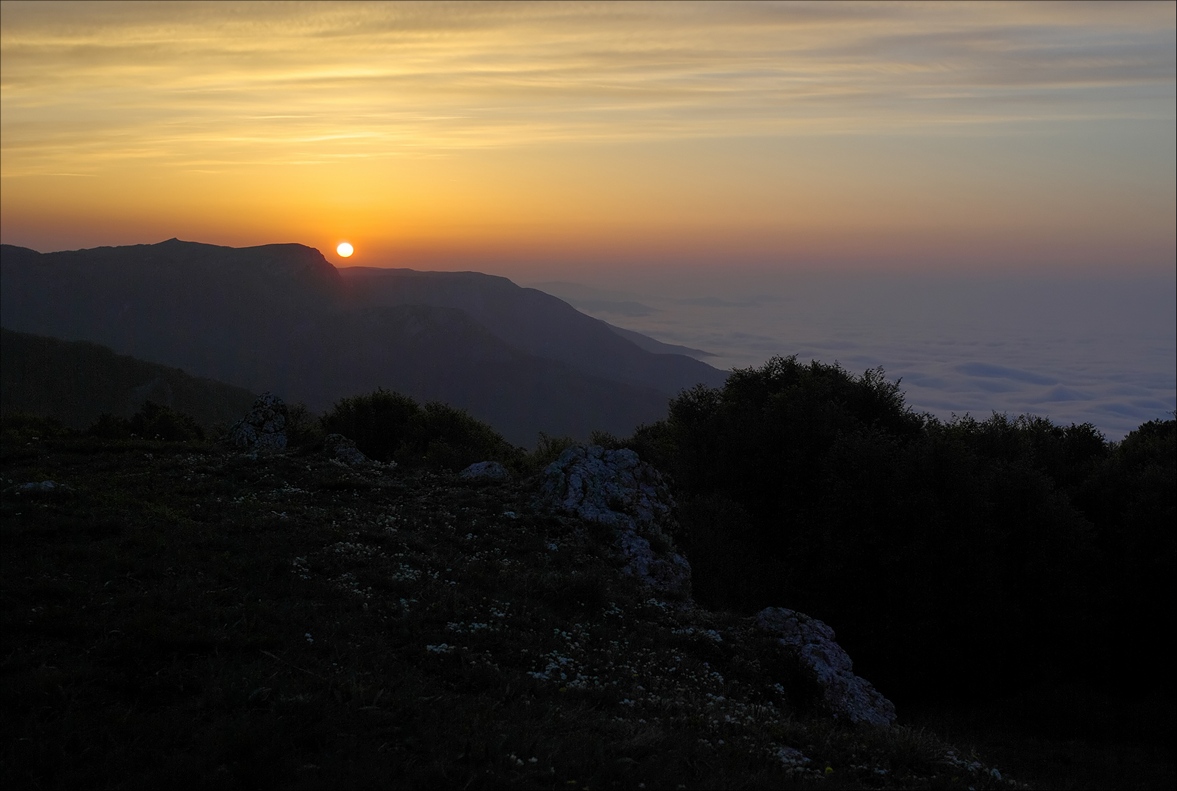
[1, 1, 1174, 437]
[1, 1, 1174, 276]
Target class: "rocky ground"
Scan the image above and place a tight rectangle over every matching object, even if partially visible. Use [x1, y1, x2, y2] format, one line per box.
[1, 428, 1025, 789]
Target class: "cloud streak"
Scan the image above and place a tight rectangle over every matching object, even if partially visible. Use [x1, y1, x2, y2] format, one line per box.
[3, 1, 1173, 174]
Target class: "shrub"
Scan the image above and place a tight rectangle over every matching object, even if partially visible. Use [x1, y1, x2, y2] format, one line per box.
[1, 411, 72, 447]
[128, 401, 204, 441]
[412, 401, 522, 471]
[322, 388, 418, 462]
[321, 388, 520, 470]
[629, 355, 1144, 703]
[86, 413, 133, 440]
[524, 432, 579, 472]
[284, 401, 326, 449]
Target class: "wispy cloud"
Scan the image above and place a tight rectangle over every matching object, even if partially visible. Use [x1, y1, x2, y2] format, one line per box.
[3, 1, 1173, 174]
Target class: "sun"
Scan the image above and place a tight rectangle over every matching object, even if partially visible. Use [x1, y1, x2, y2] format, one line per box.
[336, 242, 354, 258]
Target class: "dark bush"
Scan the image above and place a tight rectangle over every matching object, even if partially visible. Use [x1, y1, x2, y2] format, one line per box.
[83, 403, 203, 442]
[412, 401, 522, 471]
[630, 355, 1164, 704]
[524, 432, 579, 472]
[284, 401, 326, 449]
[321, 388, 418, 462]
[86, 413, 133, 439]
[1, 411, 72, 447]
[1076, 418, 1176, 693]
[321, 388, 520, 470]
[129, 401, 204, 441]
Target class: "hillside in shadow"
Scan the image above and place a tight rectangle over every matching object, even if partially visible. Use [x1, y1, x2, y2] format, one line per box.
[0, 413, 1024, 790]
[0, 240, 725, 446]
[1, 329, 258, 430]
[2, 348, 1174, 788]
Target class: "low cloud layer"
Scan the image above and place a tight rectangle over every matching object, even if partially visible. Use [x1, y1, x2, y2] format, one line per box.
[535, 272, 1176, 441]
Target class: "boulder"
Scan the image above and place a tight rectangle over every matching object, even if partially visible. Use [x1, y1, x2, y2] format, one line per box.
[19, 480, 62, 492]
[323, 433, 370, 466]
[460, 461, 509, 481]
[755, 607, 896, 727]
[541, 445, 691, 601]
[227, 392, 288, 452]
[14, 480, 72, 497]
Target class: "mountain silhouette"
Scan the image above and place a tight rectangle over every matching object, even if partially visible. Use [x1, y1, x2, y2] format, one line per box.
[1, 328, 259, 430]
[0, 240, 727, 444]
[337, 266, 723, 394]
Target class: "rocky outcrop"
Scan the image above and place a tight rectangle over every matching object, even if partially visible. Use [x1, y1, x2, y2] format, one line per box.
[460, 461, 509, 481]
[12, 480, 72, 497]
[323, 433, 370, 466]
[18, 480, 64, 492]
[755, 607, 896, 727]
[227, 392, 288, 452]
[541, 445, 692, 601]
[539, 445, 895, 726]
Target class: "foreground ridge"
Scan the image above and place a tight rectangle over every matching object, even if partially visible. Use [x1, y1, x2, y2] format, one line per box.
[1, 424, 1019, 789]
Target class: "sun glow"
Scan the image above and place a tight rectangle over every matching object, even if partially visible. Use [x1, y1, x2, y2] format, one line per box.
[0, 3, 1172, 276]
[336, 242, 354, 258]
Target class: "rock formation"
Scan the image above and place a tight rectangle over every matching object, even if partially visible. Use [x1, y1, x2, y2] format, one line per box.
[755, 607, 896, 726]
[540, 445, 692, 602]
[227, 392, 288, 452]
[460, 461, 509, 481]
[540, 443, 896, 726]
[323, 433, 370, 466]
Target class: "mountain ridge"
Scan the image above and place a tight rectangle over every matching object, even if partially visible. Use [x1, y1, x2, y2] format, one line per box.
[337, 265, 724, 395]
[0, 240, 727, 445]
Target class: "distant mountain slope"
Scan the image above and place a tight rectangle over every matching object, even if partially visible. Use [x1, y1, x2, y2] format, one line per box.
[239, 302, 678, 443]
[1, 329, 258, 429]
[0, 239, 343, 379]
[522, 279, 713, 358]
[337, 267, 726, 393]
[604, 324, 714, 360]
[0, 241, 725, 444]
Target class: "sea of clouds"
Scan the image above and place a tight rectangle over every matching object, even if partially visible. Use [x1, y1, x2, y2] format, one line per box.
[531, 272, 1176, 442]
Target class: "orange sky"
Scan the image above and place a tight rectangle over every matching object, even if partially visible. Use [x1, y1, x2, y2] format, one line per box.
[1, 1, 1174, 278]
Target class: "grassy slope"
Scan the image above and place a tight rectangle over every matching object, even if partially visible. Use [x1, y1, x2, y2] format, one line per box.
[0, 429, 1029, 791]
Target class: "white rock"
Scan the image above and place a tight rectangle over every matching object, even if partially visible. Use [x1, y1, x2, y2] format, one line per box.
[323, 433, 369, 466]
[541, 445, 691, 601]
[460, 461, 509, 481]
[755, 607, 896, 727]
[228, 392, 288, 451]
